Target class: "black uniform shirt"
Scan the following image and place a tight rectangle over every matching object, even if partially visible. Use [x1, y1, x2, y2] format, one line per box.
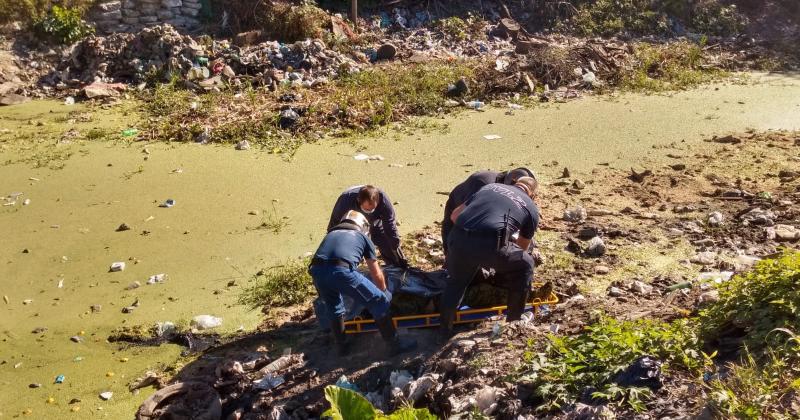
[447, 171, 503, 210]
[327, 186, 400, 249]
[456, 183, 539, 239]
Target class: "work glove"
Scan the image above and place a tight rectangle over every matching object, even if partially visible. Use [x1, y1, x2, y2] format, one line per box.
[392, 246, 410, 269]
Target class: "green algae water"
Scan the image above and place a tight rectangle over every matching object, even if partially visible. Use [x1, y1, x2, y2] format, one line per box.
[1, 74, 799, 418]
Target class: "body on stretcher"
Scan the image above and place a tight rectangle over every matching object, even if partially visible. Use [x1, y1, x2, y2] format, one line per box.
[344, 282, 558, 334]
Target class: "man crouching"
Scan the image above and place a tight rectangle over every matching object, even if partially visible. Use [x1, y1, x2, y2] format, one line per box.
[310, 210, 417, 356]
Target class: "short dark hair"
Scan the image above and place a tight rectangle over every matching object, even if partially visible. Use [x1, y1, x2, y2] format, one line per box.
[504, 167, 535, 185]
[357, 185, 380, 205]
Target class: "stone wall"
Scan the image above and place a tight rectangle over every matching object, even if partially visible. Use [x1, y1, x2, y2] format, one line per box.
[90, 0, 202, 34]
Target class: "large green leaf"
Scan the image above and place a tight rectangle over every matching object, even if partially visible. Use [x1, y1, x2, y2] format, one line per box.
[381, 407, 439, 420]
[323, 385, 377, 420]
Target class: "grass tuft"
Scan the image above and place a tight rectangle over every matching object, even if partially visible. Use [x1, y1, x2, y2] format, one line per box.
[238, 258, 315, 310]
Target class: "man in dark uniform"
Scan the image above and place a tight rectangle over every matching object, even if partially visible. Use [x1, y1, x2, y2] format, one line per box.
[311, 210, 416, 356]
[328, 185, 408, 267]
[442, 168, 534, 258]
[439, 176, 540, 339]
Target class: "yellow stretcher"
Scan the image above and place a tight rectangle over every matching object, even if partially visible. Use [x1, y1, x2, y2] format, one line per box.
[344, 283, 559, 334]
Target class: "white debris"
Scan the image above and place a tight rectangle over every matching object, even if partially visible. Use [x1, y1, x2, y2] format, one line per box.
[389, 370, 413, 390]
[191, 314, 223, 330]
[99, 391, 113, 401]
[146, 273, 167, 285]
[708, 211, 724, 226]
[482, 134, 502, 140]
[110, 261, 126, 272]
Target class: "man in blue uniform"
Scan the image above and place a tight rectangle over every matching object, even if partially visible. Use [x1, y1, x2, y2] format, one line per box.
[311, 210, 417, 356]
[328, 185, 408, 268]
[442, 168, 534, 258]
[439, 176, 540, 339]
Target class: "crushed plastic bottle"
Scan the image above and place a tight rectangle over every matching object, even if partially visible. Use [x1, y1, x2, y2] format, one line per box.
[465, 100, 484, 110]
[122, 128, 138, 137]
[335, 375, 361, 393]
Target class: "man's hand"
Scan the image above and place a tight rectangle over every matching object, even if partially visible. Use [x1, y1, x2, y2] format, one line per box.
[366, 258, 387, 291]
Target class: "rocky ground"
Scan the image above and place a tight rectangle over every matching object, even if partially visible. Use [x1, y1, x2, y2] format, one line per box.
[117, 130, 799, 419]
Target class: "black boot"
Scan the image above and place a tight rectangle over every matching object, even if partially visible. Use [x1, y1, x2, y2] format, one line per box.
[330, 316, 349, 356]
[375, 316, 417, 356]
[437, 305, 456, 344]
[506, 289, 530, 321]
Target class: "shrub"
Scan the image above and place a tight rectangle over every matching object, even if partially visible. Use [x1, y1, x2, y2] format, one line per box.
[699, 252, 800, 352]
[522, 317, 703, 412]
[238, 258, 316, 310]
[32, 5, 94, 44]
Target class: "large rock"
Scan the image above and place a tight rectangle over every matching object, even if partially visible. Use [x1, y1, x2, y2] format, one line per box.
[0, 93, 30, 106]
[83, 82, 126, 99]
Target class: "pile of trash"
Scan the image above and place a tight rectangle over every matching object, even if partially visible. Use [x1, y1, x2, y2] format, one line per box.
[39, 24, 364, 94]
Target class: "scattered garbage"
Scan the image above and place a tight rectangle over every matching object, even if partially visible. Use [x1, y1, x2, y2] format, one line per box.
[99, 391, 113, 401]
[353, 154, 385, 161]
[159, 199, 176, 208]
[697, 271, 734, 283]
[64, 96, 75, 105]
[482, 134, 502, 140]
[235, 140, 250, 151]
[54, 375, 65, 384]
[253, 372, 285, 390]
[585, 236, 606, 257]
[708, 211, 724, 226]
[466, 100, 484, 110]
[563, 206, 588, 223]
[147, 274, 167, 285]
[121, 128, 138, 137]
[613, 356, 663, 390]
[154, 321, 177, 338]
[109, 262, 126, 272]
[335, 375, 360, 393]
[191, 315, 223, 330]
[70, 336, 82, 343]
[389, 370, 413, 390]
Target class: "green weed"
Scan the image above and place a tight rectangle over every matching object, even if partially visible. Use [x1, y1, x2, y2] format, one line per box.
[622, 41, 726, 91]
[32, 5, 94, 44]
[699, 252, 800, 352]
[238, 258, 315, 310]
[255, 205, 291, 234]
[707, 336, 800, 419]
[522, 317, 703, 412]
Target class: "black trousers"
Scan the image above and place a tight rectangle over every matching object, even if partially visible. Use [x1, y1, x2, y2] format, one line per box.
[441, 227, 534, 315]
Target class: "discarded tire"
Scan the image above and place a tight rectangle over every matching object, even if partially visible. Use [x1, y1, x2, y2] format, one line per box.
[136, 381, 222, 420]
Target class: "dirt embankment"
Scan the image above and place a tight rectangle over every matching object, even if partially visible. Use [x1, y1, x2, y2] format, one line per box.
[120, 131, 799, 419]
